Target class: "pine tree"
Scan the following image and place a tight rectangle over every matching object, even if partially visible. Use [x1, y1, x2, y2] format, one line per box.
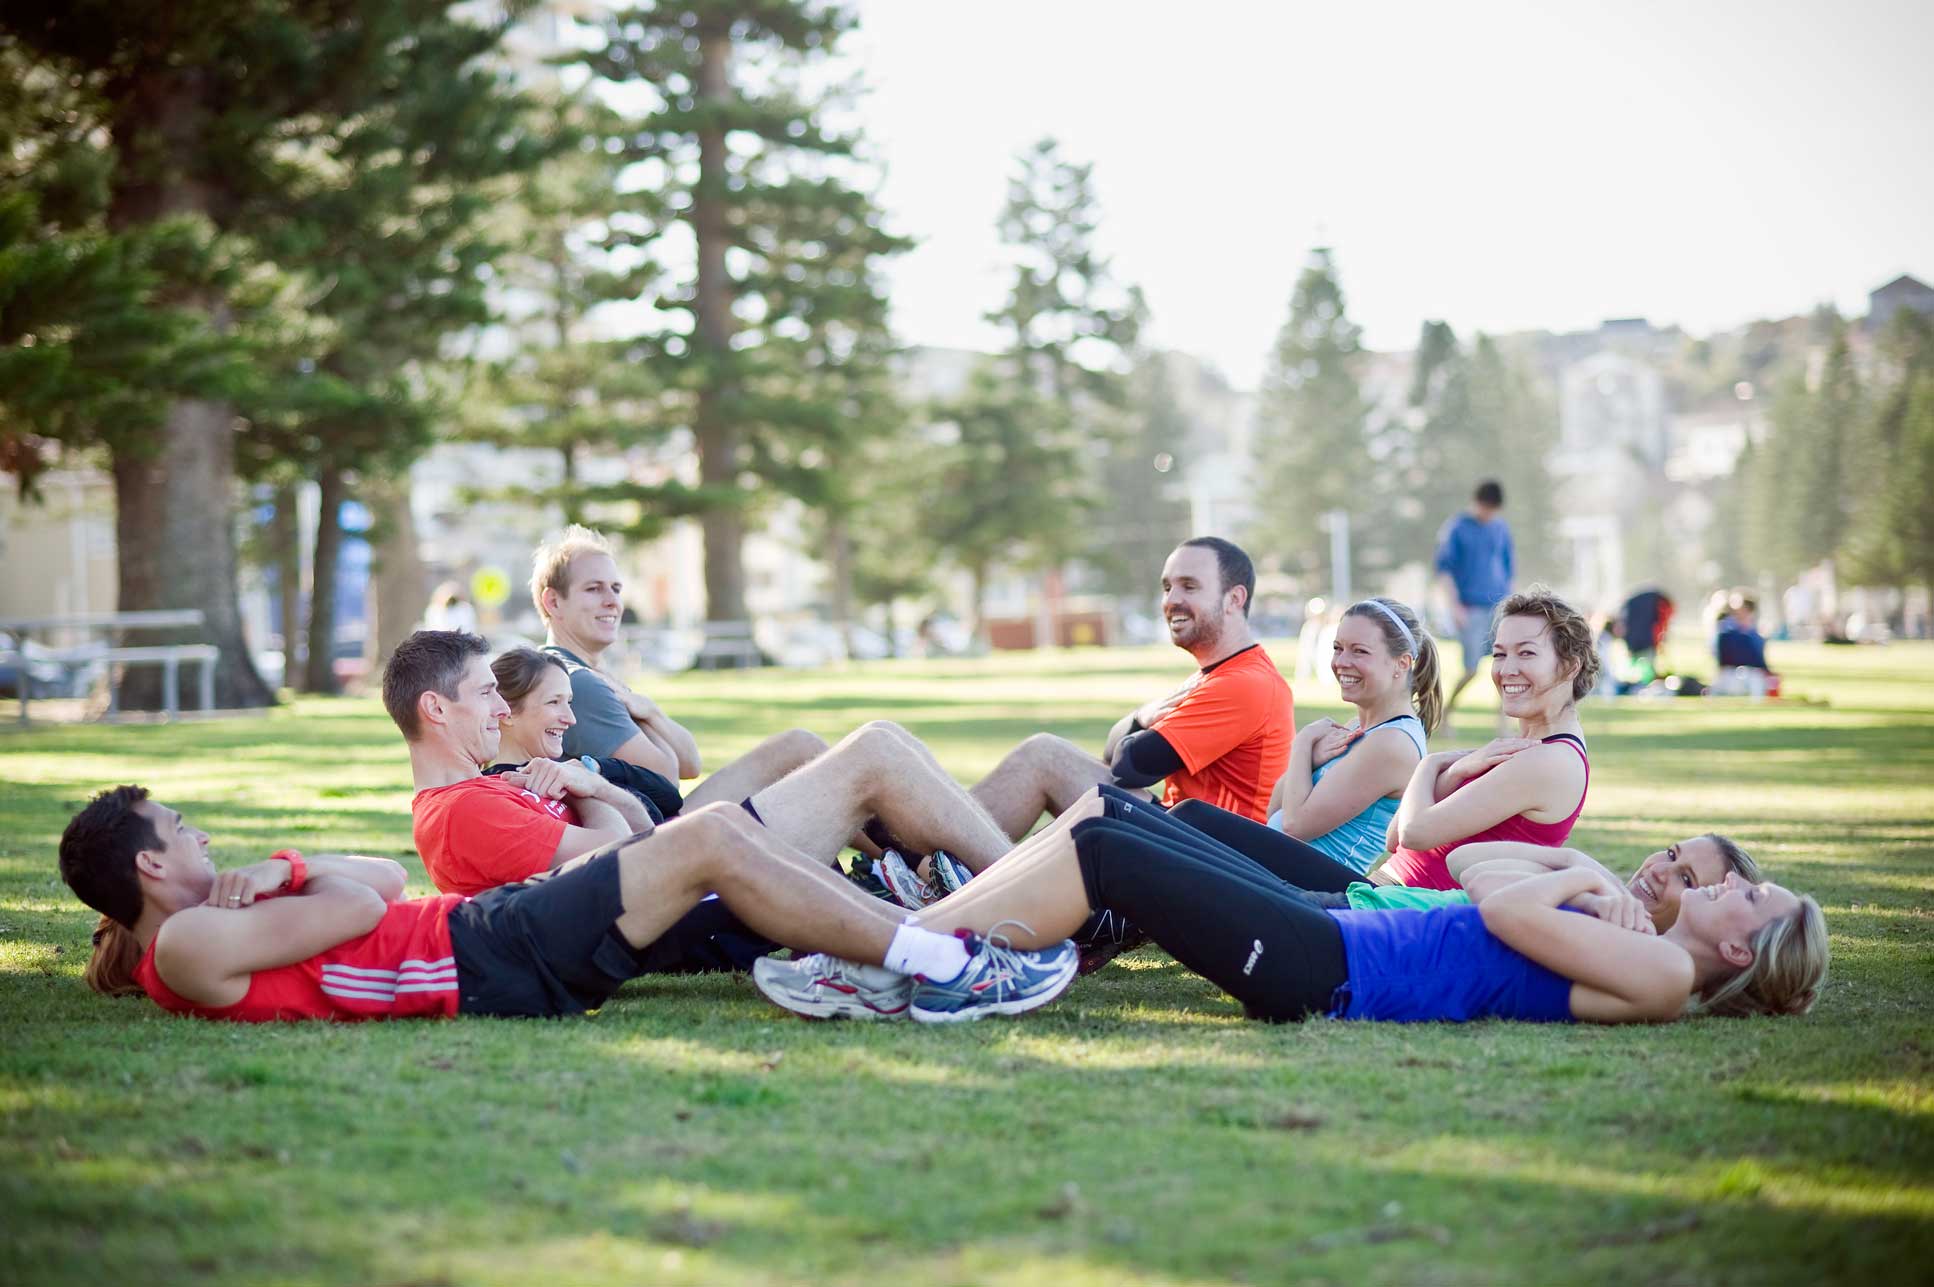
[575, 1, 907, 624]
[1249, 247, 1374, 590]
[1842, 309, 1934, 589]
[0, 2, 535, 707]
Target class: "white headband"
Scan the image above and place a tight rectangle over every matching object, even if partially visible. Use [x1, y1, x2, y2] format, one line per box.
[1357, 599, 1416, 656]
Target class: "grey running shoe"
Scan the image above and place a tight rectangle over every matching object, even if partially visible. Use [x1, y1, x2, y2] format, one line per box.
[752, 952, 912, 1020]
[877, 849, 940, 910]
[908, 924, 1079, 1023]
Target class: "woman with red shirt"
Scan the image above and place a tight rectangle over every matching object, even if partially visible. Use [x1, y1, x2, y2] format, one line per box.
[1371, 587, 1597, 891]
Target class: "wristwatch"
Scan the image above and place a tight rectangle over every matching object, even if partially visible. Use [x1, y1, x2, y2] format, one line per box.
[270, 848, 307, 893]
[580, 755, 600, 774]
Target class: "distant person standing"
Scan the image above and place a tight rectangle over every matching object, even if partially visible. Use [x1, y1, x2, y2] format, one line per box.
[1436, 480, 1514, 716]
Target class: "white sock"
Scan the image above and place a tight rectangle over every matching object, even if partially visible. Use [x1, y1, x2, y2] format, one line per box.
[884, 921, 970, 981]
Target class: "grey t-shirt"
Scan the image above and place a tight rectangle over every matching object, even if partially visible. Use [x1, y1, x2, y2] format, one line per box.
[542, 644, 639, 761]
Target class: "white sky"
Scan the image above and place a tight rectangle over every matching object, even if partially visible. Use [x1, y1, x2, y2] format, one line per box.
[840, 0, 1934, 387]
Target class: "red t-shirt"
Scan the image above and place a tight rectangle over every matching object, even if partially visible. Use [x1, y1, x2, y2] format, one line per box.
[1150, 644, 1295, 822]
[134, 895, 464, 1023]
[413, 775, 576, 896]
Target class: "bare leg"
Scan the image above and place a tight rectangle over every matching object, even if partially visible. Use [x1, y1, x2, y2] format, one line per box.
[970, 733, 1116, 840]
[908, 793, 1110, 949]
[748, 721, 1013, 870]
[684, 728, 828, 810]
[609, 805, 901, 961]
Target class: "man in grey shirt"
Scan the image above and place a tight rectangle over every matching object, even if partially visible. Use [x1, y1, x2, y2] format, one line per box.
[533, 525, 827, 812]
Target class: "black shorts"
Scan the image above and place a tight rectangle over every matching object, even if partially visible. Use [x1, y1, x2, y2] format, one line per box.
[448, 848, 775, 1018]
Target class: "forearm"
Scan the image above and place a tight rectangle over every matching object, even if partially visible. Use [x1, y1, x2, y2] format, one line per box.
[303, 854, 409, 901]
[638, 712, 702, 777]
[1394, 754, 1456, 840]
[1273, 745, 1316, 821]
[1477, 866, 1606, 912]
[580, 785, 655, 839]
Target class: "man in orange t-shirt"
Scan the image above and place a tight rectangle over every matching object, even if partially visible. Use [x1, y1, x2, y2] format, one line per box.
[971, 538, 1294, 835]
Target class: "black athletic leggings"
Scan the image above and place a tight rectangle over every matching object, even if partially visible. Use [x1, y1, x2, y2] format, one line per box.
[1166, 797, 1366, 893]
[1072, 792, 1348, 1022]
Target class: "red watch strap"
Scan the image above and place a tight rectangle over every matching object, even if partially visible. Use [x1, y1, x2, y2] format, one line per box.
[271, 848, 306, 893]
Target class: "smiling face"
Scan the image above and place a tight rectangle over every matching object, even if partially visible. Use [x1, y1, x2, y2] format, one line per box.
[1332, 613, 1406, 711]
[133, 798, 216, 903]
[1627, 836, 1731, 931]
[1675, 872, 1802, 965]
[547, 552, 624, 650]
[501, 664, 576, 762]
[1160, 545, 1238, 654]
[1491, 614, 1574, 720]
[436, 655, 512, 768]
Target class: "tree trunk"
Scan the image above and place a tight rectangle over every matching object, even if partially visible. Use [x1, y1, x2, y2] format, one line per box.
[969, 562, 989, 645]
[105, 66, 272, 709]
[272, 481, 303, 688]
[300, 466, 345, 694]
[365, 472, 429, 675]
[826, 515, 856, 658]
[111, 399, 274, 709]
[693, 25, 746, 623]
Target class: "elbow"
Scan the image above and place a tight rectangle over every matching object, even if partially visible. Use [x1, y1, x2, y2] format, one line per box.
[346, 882, 388, 934]
[1395, 823, 1436, 852]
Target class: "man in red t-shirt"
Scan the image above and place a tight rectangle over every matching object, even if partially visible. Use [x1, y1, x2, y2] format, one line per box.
[385, 632, 1021, 898]
[971, 538, 1294, 834]
[384, 632, 661, 896]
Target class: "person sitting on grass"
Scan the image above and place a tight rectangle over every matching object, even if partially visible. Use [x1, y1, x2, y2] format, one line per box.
[531, 524, 828, 803]
[1086, 586, 1597, 927]
[754, 785, 1828, 1025]
[388, 630, 1018, 904]
[485, 646, 683, 824]
[965, 537, 1295, 838]
[1261, 596, 1440, 874]
[61, 787, 1078, 1024]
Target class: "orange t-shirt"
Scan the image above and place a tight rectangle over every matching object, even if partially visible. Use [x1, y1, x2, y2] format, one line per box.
[412, 776, 577, 897]
[1150, 644, 1295, 822]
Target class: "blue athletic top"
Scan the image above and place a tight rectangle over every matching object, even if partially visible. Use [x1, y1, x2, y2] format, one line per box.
[1324, 904, 1575, 1023]
[1269, 714, 1428, 874]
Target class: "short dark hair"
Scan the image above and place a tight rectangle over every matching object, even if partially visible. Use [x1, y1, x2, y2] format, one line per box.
[1474, 480, 1504, 508]
[382, 630, 489, 741]
[1178, 536, 1255, 616]
[59, 785, 157, 929]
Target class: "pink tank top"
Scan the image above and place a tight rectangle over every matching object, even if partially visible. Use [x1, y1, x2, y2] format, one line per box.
[1379, 734, 1590, 891]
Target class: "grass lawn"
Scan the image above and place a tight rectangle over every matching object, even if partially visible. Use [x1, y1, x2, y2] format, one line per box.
[3, 640, 1931, 1285]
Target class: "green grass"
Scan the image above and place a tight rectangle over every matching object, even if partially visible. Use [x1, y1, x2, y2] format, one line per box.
[4, 641, 1932, 1285]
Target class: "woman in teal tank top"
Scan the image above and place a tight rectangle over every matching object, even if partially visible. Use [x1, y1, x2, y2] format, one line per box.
[1267, 598, 1442, 872]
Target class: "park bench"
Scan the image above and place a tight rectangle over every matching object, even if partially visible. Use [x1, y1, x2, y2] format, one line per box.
[0, 610, 219, 723]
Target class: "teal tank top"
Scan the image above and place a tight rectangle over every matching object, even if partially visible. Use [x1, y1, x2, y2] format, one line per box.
[1269, 714, 1428, 874]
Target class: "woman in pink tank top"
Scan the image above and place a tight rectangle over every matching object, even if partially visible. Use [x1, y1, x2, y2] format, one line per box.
[1374, 588, 1598, 890]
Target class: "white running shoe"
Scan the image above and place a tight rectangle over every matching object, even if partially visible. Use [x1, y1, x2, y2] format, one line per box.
[752, 952, 912, 1020]
[876, 849, 940, 910]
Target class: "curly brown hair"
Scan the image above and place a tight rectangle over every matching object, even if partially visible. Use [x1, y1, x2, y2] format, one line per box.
[1492, 585, 1599, 701]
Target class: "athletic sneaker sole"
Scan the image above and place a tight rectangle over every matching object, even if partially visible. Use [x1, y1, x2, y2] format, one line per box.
[751, 961, 910, 1020]
[907, 954, 1079, 1024]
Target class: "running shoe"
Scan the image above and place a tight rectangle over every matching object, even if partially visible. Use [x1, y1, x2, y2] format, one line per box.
[928, 849, 974, 895]
[877, 849, 940, 910]
[841, 852, 899, 902]
[908, 925, 1079, 1023]
[752, 952, 912, 1020]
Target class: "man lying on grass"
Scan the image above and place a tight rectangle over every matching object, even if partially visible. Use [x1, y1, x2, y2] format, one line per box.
[60, 787, 1077, 1024]
[387, 630, 1017, 906]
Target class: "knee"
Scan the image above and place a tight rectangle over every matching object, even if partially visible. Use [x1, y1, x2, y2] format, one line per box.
[1019, 731, 1074, 767]
[776, 727, 828, 766]
[1168, 798, 1209, 828]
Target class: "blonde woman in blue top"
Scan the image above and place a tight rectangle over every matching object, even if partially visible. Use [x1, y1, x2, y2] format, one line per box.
[1264, 597, 1443, 873]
